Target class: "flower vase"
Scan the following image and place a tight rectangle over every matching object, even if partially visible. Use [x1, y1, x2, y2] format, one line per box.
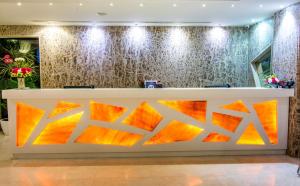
[17, 78, 26, 89]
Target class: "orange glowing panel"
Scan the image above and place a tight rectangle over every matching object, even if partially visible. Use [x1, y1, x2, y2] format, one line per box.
[237, 123, 265, 145]
[158, 100, 207, 123]
[144, 120, 204, 145]
[202, 132, 231, 142]
[90, 101, 127, 122]
[123, 102, 163, 131]
[212, 112, 243, 132]
[33, 112, 84, 145]
[75, 125, 143, 147]
[253, 100, 278, 144]
[16, 103, 45, 147]
[222, 100, 250, 113]
[48, 101, 81, 118]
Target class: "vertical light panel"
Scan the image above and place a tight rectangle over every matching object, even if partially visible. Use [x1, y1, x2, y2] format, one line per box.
[90, 101, 127, 122]
[16, 103, 45, 147]
[144, 120, 204, 145]
[75, 125, 143, 147]
[48, 101, 81, 118]
[158, 100, 207, 122]
[123, 102, 163, 131]
[237, 123, 265, 145]
[253, 100, 278, 144]
[212, 112, 243, 132]
[33, 112, 84, 145]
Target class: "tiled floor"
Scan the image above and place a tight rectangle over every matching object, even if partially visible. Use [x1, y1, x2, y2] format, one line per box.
[0, 132, 300, 186]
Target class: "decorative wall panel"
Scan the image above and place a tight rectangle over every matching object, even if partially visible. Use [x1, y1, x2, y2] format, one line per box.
[212, 112, 243, 132]
[75, 125, 143, 147]
[48, 101, 81, 118]
[16, 103, 45, 147]
[158, 100, 207, 122]
[202, 132, 231, 143]
[144, 120, 204, 145]
[0, 26, 250, 88]
[90, 101, 127, 122]
[222, 100, 250, 113]
[237, 123, 265, 145]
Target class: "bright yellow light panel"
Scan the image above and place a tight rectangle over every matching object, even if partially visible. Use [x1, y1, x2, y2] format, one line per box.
[222, 100, 250, 113]
[158, 100, 207, 123]
[75, 125, 143, 147]
[202, 132, 231, 142]
[237, 123, 265, 145]
[33, 112, 84, 145]
[48, 101, 81, 118]
[212, 112, 243, 132]
[144, 120, 204, 145]
[16, 103, 45, 147]
[253, 100, 278, 144]
[90, 101, 127, 122]
[123, 102, 163, 131]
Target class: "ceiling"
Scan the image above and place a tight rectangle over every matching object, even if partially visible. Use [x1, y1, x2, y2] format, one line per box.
[0, 0, 299, 26]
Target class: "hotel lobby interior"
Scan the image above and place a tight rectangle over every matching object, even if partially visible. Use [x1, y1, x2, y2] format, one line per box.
[0, 0, 300, 185]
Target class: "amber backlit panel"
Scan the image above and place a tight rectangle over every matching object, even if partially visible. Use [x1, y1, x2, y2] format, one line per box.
[158, 100, 207, 123]
[123, 102, 163, 131]
[253, 100, 278, 144]
[33, 112, 84, 145]
[212, 112, 243, 132]
[144, 120, 204, 145]
[237, 123, 265, 145]
[222, 100, 250, 113]
[202, 132, 231, 142]
[48, 101, 81, 118]
[16, 103, 45, 147]
[75, 125, 143, 147]
[90, 101, 127, 122]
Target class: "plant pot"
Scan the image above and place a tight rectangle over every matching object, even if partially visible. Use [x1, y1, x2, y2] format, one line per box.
[17, 78, 26, 89]
[0, 119, 9, 136]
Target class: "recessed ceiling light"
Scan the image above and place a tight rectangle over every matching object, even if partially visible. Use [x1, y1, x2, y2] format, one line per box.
[139, 3, 144, 7]
[202, 4, 206, 8]
[17, 2, 22, 6]
[49, 2, 53, 6]
[259, 4, 263, 8]
[251, 19, 256, 23]
[231, 4, 235, 8]
[109, 2, 114, 7]
[79, 3, 83, 6]
[97, 12, 108, 16]
[173, 3, 177, 7]
[280, 5, 284, 9]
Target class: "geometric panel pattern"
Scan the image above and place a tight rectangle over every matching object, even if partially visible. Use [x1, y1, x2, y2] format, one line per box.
[144, 120, 204, 145]
[253, 100, 278, 144]
[16, 103, 45, 147]
[48, 101, 81, 118]
[90, 101, 127, 122]
[74, 125, 143, 147]
[236, 123, 265, 145]
[212, 112, 243, 132]
[123, 102, 163, 131]
[222, 100, 250, 113]
[158, 100, 207, 123]
[14, 99, 280, 148]
[202, 132, 231, 143]
[33, 112, 84, 145]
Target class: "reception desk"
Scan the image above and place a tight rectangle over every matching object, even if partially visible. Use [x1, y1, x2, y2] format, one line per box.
[2, 88, 294, 158]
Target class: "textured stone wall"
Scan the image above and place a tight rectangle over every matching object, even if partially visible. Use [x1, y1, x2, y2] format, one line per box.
[0, 26, 250, 88]
[248, 18, 274, 86]
[273, 3, 300, 157]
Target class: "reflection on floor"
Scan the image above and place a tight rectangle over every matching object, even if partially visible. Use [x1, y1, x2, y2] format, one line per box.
[0, 133, 299, 186]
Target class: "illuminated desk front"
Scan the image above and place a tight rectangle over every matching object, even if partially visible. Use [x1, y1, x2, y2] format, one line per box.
[2, 88, 294, 158]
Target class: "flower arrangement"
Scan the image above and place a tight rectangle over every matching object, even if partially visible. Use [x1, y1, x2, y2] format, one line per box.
[11, 67, 32, 78]
[265, 74, 295, 89]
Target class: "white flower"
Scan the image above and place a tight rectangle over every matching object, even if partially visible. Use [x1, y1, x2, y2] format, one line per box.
[268, 78, 272, 83]
[275, 78, 280, 83]
[14, 57, 25, 62]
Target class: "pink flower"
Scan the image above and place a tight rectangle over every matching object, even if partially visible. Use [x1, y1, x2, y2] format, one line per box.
[3, 55, 11, 59]
[12, 68, 19, 74]
[268, 78, 272, 84]
[3, 58, 13, 64]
